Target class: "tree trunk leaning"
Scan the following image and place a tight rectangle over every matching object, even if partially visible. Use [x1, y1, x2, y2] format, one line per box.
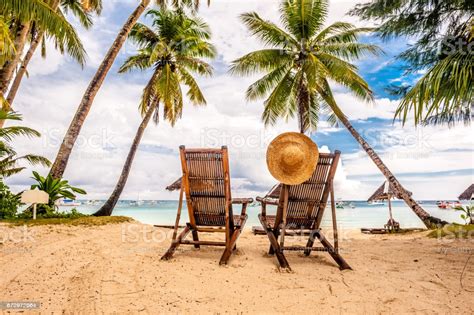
[336, 113, 447, 228]
[93, 103, 155, 216]
[49, 0, 151, 179]
[0, 22, 31, 97]
[6, 30, 45, 106]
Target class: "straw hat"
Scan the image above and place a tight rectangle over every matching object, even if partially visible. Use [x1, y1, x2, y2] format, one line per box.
[266, 132, 319, 185]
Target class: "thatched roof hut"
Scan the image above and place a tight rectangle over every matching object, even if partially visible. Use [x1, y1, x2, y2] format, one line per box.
[458, 184, 474, 200]
[367, 181, 412, 202]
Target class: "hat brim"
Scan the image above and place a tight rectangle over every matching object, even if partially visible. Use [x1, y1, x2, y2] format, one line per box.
[266, 132, 319, 185]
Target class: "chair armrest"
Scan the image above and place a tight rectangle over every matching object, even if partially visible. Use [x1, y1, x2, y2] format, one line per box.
[232, 198, 253, 217]
[232, 198, 253, 205]
[256, 196, 279, 206]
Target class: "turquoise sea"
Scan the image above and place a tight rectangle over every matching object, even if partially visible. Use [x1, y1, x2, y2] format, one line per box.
[63, 200, 467, 229]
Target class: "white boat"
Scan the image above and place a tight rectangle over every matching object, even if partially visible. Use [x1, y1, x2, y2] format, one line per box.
[58, 199, 81, 207]
[368, 200, 385, 206]
[86, 200, 101, 206]
[130, 200, 144, 207]
[130, 193, 144, 207]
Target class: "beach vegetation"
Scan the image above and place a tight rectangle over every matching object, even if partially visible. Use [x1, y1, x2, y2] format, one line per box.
[94, 8, 215, 216]
[3, 215, 133, 226]
[0, 180, 21, 218]
[0, 110, 50, 178]
[30, 171, 86, 214]
[231, 0, 443, 228]
[427, 223, 474, 239]
[455, 205, 474, 225]
[351, 0, 473, 126]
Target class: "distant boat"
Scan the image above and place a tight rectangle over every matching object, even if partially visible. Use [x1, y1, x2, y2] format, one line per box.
[86, 200, 101, 206]
[437, 201, 453, 209]
[129, 200, 144, 207]
[368, 200, 385, 206]
[335, 199, 348, 209]
[130, 193, 144, 207]
[58, 199, 81, 207]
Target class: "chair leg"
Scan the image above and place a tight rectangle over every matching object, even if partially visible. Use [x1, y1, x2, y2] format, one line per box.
[161, 226, 191, 260]
[266, 231, 291, 270]
[304, 230, 317, 256]
[219, 229, 241, 265]
[259, 214, 290, 270]
[268, 229, 279, 255]
[191, 229, 200, 249]
[314, 231, 352, 270]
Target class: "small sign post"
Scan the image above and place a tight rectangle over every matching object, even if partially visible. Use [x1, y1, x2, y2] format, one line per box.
[21, 190, 49, 220]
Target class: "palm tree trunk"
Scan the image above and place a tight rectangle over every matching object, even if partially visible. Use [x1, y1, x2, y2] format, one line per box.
[0, 22, 31, 122]
[6, 0, 61, 107]
[93, 103, 155, 216]
[335, 112, 447, 228]
[49, 0, 151, 179]
[6, 31, 44, 106]
[0, 22, 30, 96]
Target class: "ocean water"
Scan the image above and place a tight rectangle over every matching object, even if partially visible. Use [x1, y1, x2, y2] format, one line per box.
[63, 200, 467, 229]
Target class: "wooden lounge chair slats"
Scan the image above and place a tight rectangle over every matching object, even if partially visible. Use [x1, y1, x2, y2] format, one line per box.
[258, 151, 351, 271]
[161, 146, 253, 265]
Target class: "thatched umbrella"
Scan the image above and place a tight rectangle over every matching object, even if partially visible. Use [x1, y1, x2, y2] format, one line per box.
[458, 184, 474, 201]
[367, 181, 412, 230]
[166, 177, 182, 191]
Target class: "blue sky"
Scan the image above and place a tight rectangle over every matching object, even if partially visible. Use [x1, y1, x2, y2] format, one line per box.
[5, 0, 473, 200]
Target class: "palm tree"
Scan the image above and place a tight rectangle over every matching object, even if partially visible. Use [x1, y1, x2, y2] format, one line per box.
[94, 8, 215, 216]
[0, 110, 50, 178]
[396, 19, 473, 126]
[48, 0, 215, 180]
[231, 0, 445, 228]
[351, 0, 473, 126]
[6, 0, 103, 107]
[0, 0, 85, 100]
[48, 0, 152, 179]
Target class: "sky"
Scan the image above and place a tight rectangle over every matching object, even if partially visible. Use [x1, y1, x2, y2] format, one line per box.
[5, 0, 474, 201]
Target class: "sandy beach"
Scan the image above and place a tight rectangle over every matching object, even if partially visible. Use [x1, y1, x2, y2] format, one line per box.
[1, 221, 473, 314]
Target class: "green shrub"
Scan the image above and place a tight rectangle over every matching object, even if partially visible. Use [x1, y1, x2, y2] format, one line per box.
[30, 171, 86, 214]
[0, 181, 21, 218]
[18, 207, 86, 219]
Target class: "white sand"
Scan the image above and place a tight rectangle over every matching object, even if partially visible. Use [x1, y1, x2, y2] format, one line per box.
[1, 222, 473, 314]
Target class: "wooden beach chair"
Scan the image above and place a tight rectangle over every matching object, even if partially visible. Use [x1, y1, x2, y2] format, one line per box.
[257, 151, 351, 271]
[161, 146, 253, 265]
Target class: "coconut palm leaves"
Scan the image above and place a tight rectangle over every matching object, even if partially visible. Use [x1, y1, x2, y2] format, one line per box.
[0, 0, 86, 64]
[351, 0, 474, 126]
[119, 8, 215, 125]
[395, 20, 474, 126]
[230, 0, 380, 133]
[0, 110, 50, 178]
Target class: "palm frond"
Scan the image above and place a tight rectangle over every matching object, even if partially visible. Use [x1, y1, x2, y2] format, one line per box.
[246, 64, 293, 101]
[396, 51, 474, 125]
[280, 0, 329, 40]
[177, 66, 206, 105]
[314, 52, 374, 102]
[229, 49, 293, 76]
[240, 12, 297, 47]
